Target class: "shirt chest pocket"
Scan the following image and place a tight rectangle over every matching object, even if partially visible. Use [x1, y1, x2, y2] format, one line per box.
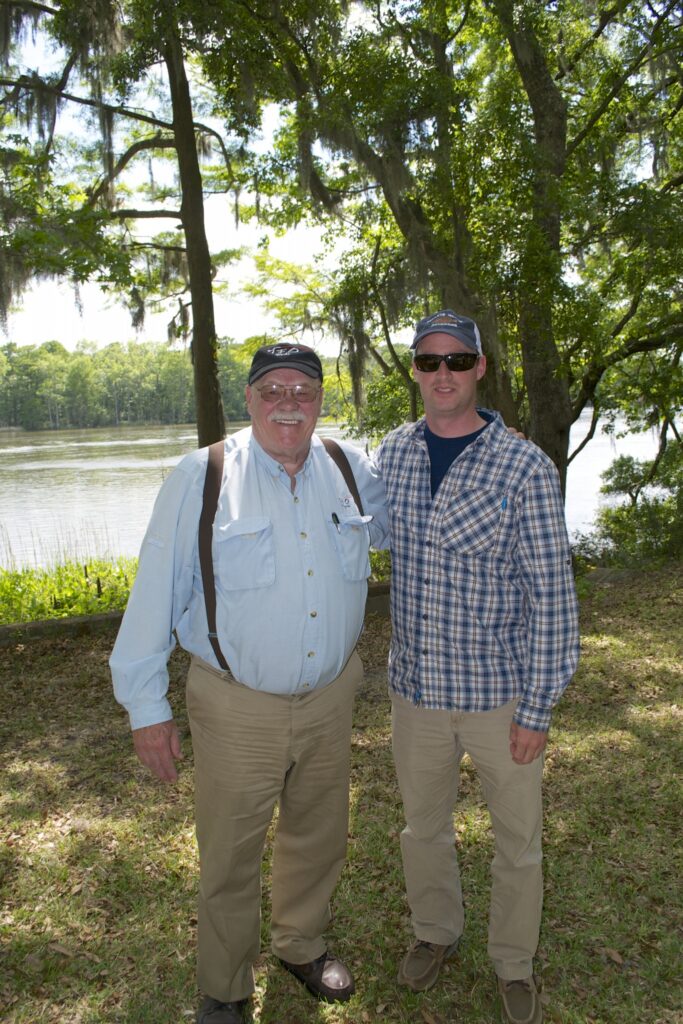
[441, 489, 509, 556]
[329, 515, 371, 581]
[213, 517, 275, 591]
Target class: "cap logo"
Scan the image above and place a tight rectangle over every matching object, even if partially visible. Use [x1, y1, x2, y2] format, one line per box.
[431, 314, 464, 326]
[269, 345, 305, 356]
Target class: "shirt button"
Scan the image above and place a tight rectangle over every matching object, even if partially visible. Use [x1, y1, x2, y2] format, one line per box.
[422, 648, 428, 655]
[422, 614, 428, 620]
[300, 531, 307, 539]
[424, 578, 430, 585]
[307, 569, 314, 576]
[294, 496, 300, 503]
[307, 651, 315, 658]
[310, 610, 317, 618]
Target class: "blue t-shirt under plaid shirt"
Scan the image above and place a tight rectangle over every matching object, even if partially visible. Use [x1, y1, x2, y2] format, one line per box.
[374, 411, 579, 731]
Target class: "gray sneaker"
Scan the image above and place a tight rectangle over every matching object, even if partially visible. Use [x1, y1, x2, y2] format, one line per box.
[497, 976, 542, 1024]
[397, 938, 459, 992]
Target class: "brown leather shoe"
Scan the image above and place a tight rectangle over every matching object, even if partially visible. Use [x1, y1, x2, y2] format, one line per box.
[196, 995, 249, 1023]
[498, 976, 543, 1024]
[279, 952, 355, 1002]
[397, 938, 459, 992]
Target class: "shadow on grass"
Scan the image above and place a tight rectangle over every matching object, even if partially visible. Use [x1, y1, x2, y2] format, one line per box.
[1, 569, 682, 1022]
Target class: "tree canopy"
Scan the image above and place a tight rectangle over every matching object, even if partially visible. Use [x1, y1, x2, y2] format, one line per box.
[1, 0, 681, 486]
[213, 0, 681, 486]
[1, 0, 242, 443]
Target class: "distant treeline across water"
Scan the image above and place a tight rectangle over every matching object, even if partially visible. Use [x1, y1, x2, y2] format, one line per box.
[0, 340, 350, 432]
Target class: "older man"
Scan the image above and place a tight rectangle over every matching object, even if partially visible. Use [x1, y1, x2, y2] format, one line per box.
[375, 310, 579, 1024]
[110, 343, 388, 1024]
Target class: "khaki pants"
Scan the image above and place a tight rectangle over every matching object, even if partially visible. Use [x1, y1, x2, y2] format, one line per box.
[391, 694, 544, 980]
[187, 652, 362, 1002]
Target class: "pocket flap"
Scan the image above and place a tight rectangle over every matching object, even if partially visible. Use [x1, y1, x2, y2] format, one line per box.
[215, 516, 271, 540]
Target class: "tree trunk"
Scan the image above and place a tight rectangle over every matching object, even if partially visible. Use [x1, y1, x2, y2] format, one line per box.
[490, 0, 574, 491]
[164, 29, 225, 448]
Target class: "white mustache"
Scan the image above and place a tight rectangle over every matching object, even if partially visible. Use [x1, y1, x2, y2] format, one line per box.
[268, 410, 307, 424]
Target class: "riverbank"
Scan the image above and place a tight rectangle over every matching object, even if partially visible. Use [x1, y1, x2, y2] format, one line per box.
[0, 583, 391, 645]
[1, 564, 681, 1023]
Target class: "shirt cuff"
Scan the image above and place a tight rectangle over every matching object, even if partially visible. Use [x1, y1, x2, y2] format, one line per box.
[513, 700, 552, 732]
[127, 698, 174, 732]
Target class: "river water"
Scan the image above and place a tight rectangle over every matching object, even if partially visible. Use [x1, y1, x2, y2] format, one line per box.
[0, 413, 659, 569]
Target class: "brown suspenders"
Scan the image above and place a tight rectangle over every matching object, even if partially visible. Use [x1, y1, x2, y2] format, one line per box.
[319, 437, 364, 516]
[199, 440, 229, 670]
[197, 437, 364, 672]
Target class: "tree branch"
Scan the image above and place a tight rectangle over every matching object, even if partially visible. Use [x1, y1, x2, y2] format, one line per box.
[571, 318, 683, 419]
[129, 241, 186, 253]
[663, 171, 683, 193]
[0, 0, 59, 16]
[1, 71, 234, 163]
[86, 134, 177, 207]
[0, 73, 177, 129]
[567, 403, 600, 466]
[1, 69, 237, 184]
[566, 0, 679, 158]
[44, 51, 77, 154]
[555, 3, 623, 82]
[632, 416, 670, 502]
[108, 208, 182, 220]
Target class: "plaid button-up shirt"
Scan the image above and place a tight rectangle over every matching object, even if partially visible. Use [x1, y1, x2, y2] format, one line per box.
[375, 412, 579, 731]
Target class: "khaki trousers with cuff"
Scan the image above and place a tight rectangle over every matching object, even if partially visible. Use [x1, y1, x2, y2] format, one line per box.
[391, 694, 544, 981]
[187, 651, 362, 1003]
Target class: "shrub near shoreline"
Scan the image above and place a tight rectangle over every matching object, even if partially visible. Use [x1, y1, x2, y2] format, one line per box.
[0, 559, 137, 626]
[0, 552, 393, 627]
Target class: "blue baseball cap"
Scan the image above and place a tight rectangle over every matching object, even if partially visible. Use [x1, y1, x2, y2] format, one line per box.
[411, 309, 483, 355]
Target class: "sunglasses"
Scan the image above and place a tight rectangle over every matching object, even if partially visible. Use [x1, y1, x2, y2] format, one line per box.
[254, 383, 321, 403]
[413, 352, 479, 373]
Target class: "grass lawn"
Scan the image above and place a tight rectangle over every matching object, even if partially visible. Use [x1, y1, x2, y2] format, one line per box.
[1, 564, 681, 1023]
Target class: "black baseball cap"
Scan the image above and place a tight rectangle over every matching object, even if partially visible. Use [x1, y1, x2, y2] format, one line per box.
[248, 343, 324, 385]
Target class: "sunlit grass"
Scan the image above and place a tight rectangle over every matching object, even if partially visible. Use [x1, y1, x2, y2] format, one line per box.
[0, 564, 681, 1023]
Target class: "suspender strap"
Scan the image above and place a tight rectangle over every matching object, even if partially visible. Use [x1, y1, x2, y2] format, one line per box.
[321, 437, 364, 515]
[199, 436, 364, 673]
[199, 440, 230, 671]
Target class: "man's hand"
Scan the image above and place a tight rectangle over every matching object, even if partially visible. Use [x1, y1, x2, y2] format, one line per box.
[509, 721, 547, 765]
[132, 720, 183, 782]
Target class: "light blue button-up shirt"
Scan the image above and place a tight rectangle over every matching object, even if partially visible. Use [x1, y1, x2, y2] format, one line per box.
[110, 428, 389, 730]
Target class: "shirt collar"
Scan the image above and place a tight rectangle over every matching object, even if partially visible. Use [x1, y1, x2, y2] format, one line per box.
[249, 429, 315, 479]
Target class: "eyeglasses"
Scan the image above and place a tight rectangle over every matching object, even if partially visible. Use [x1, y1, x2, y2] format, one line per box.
[413, 352, 479, 373]
[254, 383, 321, 403]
